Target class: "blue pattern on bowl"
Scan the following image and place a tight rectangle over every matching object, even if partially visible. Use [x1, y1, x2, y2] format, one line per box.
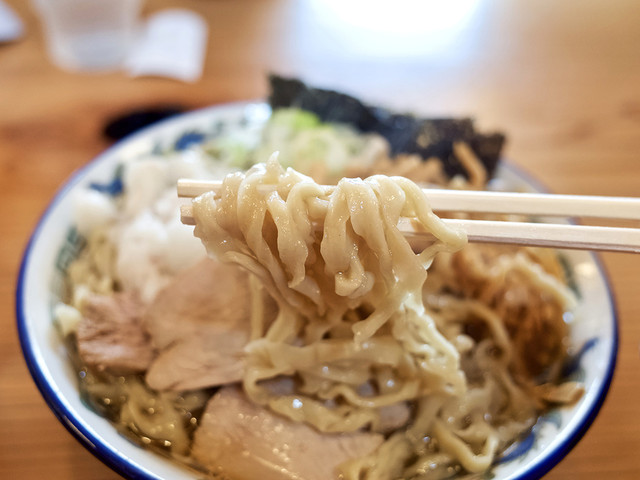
[562, 337, 599, 378]
[174, 131, 207, 151]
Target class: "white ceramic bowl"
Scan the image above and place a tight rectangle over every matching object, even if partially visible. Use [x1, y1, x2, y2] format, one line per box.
[17, 102, 618, 480]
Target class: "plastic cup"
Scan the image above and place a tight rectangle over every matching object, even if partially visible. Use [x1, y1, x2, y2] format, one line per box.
[31, 0, 142, 72]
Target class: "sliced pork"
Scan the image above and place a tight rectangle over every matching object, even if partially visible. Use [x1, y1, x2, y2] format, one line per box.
[76, 292, 153, 374]
[192, 387, 384, 480]
[145, 258, 277, 391]
[378, 402, 411, 433]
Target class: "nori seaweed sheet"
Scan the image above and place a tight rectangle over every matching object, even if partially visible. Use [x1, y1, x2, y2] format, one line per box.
[268, 75, 505, 179]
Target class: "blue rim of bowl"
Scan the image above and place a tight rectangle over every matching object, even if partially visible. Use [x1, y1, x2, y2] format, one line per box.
[14, 101, 258, 480]
[496, 162, 619, 479]
[15, 104, 619, 480]
[12, 103, 222, 480]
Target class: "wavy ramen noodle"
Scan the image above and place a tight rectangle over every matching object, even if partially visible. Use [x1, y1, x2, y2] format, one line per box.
[190, 154, 578, 479]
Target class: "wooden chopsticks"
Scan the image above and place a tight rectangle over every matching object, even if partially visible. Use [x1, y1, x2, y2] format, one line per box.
[177, 179, 640, 253]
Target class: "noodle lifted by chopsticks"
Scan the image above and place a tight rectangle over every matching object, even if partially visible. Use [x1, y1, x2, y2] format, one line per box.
[191, 153, 577, 479]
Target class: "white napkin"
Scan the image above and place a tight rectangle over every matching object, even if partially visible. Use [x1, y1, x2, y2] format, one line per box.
[126, 9, 208, 83]
[0, 0, 23, 43]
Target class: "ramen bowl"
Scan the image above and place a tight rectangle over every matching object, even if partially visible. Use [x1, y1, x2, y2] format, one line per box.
[17, 102, 618, 480]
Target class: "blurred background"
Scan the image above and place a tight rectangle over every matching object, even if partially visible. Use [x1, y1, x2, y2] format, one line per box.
[1, 0, 639, 478]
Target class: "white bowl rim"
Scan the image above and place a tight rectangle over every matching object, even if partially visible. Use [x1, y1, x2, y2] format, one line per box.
[15, 101, 619, 480]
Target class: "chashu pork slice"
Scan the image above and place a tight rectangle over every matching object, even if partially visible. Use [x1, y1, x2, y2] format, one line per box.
[145, 257, 276, 391]
[77, 291, 153, 374]
[192, 387, 384, 480]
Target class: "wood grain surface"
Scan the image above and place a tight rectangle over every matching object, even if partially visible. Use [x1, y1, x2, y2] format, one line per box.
[1, 0, 639, 478]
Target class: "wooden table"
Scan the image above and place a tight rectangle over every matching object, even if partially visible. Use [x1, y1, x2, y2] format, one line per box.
[1, 0, 639, 478]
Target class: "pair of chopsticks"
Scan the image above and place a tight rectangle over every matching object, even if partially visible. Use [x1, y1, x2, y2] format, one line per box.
[178, 179, 640, 253]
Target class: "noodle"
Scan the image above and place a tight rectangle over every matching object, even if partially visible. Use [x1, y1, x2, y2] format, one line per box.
[189, 153, 577, 478]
